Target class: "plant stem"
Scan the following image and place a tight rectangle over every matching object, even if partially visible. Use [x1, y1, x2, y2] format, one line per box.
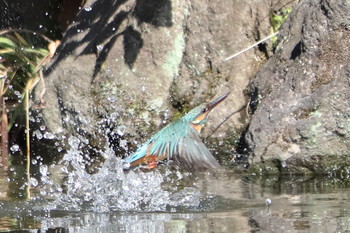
[0, 96, 9, 169]
[25, 89, 31, 199]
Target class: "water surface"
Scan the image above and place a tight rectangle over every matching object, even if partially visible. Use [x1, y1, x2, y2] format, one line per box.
[1, 144, 350, 232]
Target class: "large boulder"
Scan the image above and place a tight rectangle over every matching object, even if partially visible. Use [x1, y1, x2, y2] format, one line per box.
[246, 0, 350, 174]
[35, 0, 291, 154]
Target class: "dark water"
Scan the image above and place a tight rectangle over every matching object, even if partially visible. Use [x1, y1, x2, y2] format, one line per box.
[1, 142, 350, 233]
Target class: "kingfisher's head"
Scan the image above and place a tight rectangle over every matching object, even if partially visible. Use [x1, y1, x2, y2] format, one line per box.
[182, 92, 230, 133]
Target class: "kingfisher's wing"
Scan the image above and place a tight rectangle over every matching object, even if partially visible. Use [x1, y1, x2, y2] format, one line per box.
[175, 127, 220, 170]
[147, 121, 184, 160]
[123, 120, 186, 166]
[124, 120, 220, 170]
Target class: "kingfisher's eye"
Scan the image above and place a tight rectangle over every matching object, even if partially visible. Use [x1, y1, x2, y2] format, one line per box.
[202, 108, 207, 113]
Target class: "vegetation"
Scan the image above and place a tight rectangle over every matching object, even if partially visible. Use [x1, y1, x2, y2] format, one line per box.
[270, 8, 292, 49]
[0, 29, 58, 168]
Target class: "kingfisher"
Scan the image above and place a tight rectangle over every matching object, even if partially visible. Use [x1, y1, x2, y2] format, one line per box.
[123, 92, 230, 170]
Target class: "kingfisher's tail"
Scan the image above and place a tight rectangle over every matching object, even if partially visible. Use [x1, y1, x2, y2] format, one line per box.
[122, 143, 149, 169]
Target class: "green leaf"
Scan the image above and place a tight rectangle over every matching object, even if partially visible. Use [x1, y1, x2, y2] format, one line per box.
[14, 32, 29, 47]
[0, 37, 17, 49]
[23, 48, 49, 56]
[0, 48, 15, 54]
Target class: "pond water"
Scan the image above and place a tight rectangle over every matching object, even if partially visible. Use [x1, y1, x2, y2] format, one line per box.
[2, 139, 350, 232]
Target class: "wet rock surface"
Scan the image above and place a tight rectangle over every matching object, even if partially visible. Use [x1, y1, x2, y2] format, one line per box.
[246, 0, 350, 173]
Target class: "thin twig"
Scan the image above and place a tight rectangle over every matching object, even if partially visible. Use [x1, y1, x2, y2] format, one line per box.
[0, 28, 52, 43]
[222, 32, 279, 62]
[25, 89, 31, 199]
[206, 104, 247, 139]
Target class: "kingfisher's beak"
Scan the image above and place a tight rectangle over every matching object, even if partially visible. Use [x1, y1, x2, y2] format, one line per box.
[191, 92, 230, 133]
[193, 92, 230, 125]
[205, 92, 230, 112]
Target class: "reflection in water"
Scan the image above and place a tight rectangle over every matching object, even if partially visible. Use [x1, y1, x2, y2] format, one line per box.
[35, 211, 251, 232]
[1, 144, 350, 232]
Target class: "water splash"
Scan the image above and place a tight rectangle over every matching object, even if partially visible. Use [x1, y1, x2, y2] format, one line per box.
[37, 136, 203, 213]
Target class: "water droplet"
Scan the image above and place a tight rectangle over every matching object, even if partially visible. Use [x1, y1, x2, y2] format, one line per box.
[33, 130, 43, 140]
[122, 163, 130, 170]
[60, 166, 68, 173]
[40, 165, 49, 176]
[96, 45, 103, 51]
[40, 125, 46, 131]
[84, 6, 92, 11]
[117, 126, 126, 136]
[29, 177, 38, 187]
[39, 25, 43, 29]
[10, 144, 20, 152]
[43, 132, 55, 139]
[68, 136, 80, 148]
[14, 91, 22, 98]
[107, 96, 116, 103]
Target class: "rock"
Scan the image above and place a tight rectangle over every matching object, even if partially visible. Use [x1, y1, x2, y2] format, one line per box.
[35, 0, 293, 155]
[246, 0, 350, 174]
